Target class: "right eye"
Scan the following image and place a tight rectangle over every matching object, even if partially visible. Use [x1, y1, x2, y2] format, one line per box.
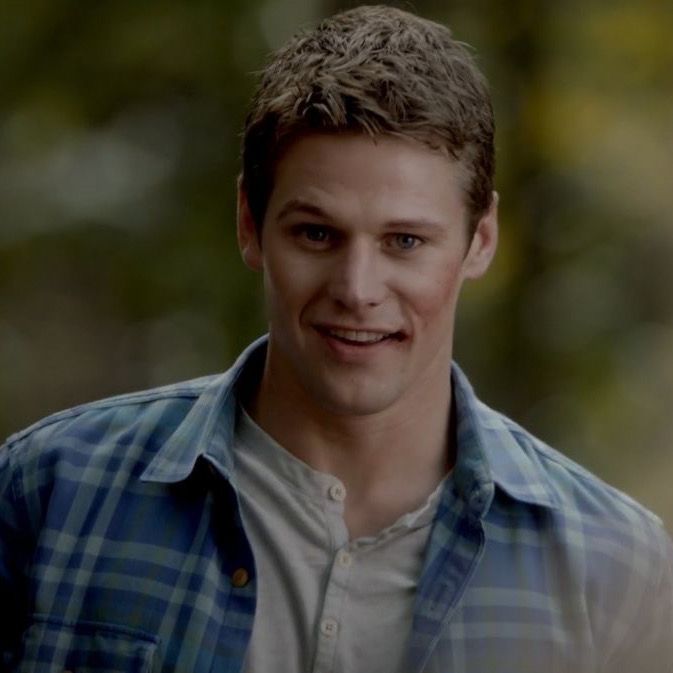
[303, 225, 330, 242]
[293, 224, 334, 248]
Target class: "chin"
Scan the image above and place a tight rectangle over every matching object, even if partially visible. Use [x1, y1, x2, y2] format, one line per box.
[311, 385, 400, 418]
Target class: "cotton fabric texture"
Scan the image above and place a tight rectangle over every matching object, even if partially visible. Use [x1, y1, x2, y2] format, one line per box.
[233, 407, 445, 673]
[1, 336, 671, 672]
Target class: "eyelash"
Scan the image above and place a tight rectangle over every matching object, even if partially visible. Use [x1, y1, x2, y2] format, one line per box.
[291, 225, 424, 252]
[299, 225, 332, 243]
[389, 234, 423, 251]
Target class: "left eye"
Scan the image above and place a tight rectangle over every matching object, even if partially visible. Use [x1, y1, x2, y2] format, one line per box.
[391, 234, 422, 250]
[302, 226, 330, 242]
[292, 224, 334, 246]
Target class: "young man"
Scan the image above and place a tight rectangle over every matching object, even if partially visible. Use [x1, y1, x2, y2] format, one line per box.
[1, 6, 671, 673]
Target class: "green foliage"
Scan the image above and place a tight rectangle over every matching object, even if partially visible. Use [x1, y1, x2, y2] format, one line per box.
[1, 0, 671, 526]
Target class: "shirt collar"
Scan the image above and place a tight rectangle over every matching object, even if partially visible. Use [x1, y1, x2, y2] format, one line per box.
[140, 335, 268, 484]
[142, 335, 559, 512]
[451, 363, 559, 513]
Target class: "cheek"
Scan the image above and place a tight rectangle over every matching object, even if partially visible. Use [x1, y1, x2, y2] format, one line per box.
[402, 262, 464, 322]
[263, 254, 322, 311]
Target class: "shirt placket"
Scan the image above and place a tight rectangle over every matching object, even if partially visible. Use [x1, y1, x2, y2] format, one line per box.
[311, 479, 352, 673]
[406, 488, 488, 673]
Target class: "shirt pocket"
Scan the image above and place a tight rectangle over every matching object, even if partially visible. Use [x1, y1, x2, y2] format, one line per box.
[17, 614, 160, 673]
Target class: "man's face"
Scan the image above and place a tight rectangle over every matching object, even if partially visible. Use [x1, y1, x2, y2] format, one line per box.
[238, 133, 497, 418]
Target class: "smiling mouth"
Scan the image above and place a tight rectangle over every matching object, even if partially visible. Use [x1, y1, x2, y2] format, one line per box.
[316, 326, 405, 345]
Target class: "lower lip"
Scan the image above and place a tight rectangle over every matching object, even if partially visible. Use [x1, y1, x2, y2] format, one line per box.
[315, 329, 403, 361]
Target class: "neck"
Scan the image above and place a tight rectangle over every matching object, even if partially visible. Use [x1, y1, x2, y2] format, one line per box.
[244, 350, 455, 538]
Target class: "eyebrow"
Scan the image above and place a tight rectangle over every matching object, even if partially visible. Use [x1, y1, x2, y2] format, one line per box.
[382, 218, 448, 236]
[275, 198, 449, 235]
[276, 199, 328, 222]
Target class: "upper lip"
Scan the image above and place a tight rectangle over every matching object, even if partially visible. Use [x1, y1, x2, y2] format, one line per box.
[314, 324, 406, 339]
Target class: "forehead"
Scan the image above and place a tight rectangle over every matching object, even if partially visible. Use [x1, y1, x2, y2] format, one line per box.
[266, 132, 469, 225]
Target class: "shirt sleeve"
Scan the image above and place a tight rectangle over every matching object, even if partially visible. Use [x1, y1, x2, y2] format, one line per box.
[602, 523, 673, 673]
[0, 441, 39, 670]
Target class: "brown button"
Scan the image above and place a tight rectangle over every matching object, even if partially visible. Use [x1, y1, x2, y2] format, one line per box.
[231, 567, 249, 587]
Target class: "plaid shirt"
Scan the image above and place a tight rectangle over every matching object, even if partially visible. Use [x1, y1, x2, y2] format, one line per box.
[2, 336, 672, 673]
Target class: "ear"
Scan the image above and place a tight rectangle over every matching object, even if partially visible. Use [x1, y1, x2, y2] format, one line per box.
[462, 191, 499, 280]
[236, 177, 264, 271]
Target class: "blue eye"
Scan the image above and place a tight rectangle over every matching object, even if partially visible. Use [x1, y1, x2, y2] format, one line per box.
[392, 234, 422, 250]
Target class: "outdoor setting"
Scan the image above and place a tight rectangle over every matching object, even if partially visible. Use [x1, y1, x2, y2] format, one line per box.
[1, 0, 671, 533]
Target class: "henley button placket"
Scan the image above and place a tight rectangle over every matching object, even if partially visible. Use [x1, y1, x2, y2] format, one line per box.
[320, 618, 339, 638]
[337, 550, 352, 568]
[328, 483, 346, 502]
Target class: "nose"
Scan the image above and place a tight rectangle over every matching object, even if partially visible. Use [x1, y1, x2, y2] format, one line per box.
[327, 238, 387, 310]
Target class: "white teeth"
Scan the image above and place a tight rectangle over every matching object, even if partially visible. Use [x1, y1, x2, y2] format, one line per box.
[328, 328, 389, 343]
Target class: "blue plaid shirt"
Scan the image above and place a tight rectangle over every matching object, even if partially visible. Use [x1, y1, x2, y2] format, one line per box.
[2, 337, 672, 672]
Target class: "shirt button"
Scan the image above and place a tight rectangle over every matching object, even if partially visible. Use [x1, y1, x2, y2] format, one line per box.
[231, 567, 249, 587]
[470, 492, 485, 511]
[320, 618, 339, 638]
[337, 550, 352, 567]
[328, 483, 346, 502]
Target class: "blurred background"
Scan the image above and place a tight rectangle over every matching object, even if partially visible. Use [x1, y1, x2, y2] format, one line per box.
[1, 0, 671, 527]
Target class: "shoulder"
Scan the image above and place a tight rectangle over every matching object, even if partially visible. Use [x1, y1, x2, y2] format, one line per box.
[7, 375, 215, 443]
[455, 363, 658, 525]
[8, 375, 214, 444]
[482, 401, 672, 634]
[3, 336, 267, 466]
[473, 399, 673, 668]
[494, 404, 664, 531]
[482, 401, 672, 607]
[454, 363, 668, 549]
[1, 375, 217, 487]
[0, 375, 225, 544]
[1, 336, 267, 509]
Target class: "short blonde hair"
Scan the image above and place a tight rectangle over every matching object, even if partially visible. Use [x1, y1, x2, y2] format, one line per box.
[241, 5, 495, 234]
